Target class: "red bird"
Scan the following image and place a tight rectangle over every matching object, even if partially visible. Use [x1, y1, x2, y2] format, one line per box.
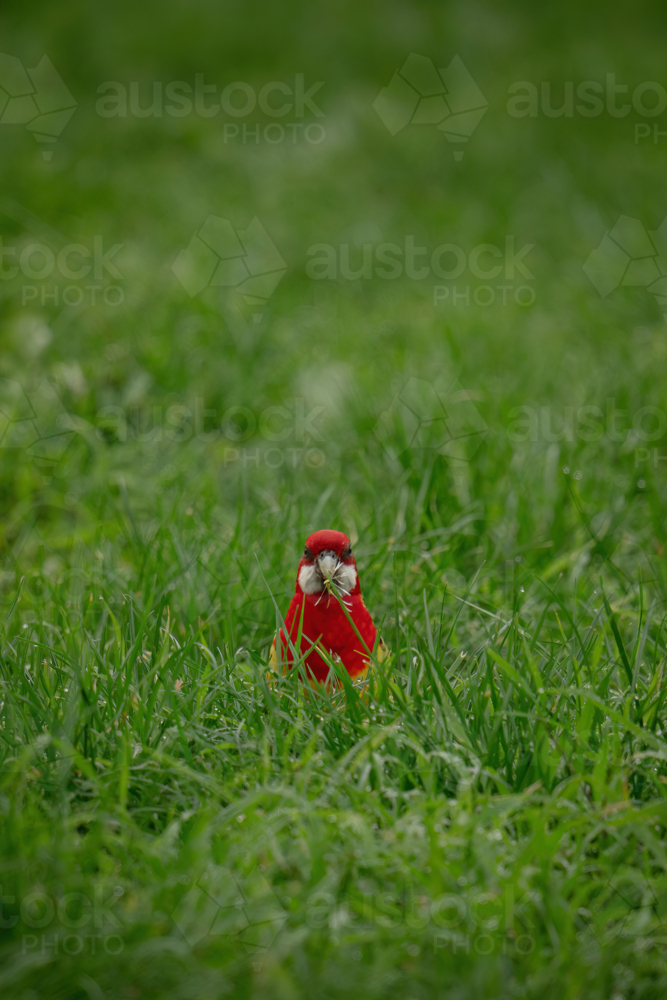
[269, 529, 385, 686]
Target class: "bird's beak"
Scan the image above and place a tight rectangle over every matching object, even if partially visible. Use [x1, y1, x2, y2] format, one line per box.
[316, 550, 340, 592]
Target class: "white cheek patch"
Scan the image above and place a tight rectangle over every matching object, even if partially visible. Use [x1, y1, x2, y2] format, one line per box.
[298, 558, 358, 595]
[319, 553, 357, 594]
[298, 563, 322, 594]
[335, 563, 357, 593]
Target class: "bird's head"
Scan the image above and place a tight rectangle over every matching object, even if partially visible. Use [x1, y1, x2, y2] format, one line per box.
[296, 529, 360, 597]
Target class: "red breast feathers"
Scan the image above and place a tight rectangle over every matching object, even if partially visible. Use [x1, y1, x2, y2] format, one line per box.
[276, 529, 378, 683]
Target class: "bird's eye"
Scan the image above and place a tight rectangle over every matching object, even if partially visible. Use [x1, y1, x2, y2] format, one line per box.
[341, 545, 352, 560]
[304, 546, 314, 561]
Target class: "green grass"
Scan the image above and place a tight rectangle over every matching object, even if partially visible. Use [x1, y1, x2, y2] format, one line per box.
[3, 503, 667, 999]
[2, 0, 667, 997]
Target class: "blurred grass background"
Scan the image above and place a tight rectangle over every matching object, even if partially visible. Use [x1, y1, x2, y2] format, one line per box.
[1, 1, 667, 998]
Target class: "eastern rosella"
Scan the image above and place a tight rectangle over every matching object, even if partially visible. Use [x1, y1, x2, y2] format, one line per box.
[269, 529, 386, 685]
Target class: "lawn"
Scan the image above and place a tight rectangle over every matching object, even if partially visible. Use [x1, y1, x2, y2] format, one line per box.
[1, 1, 667, 997]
